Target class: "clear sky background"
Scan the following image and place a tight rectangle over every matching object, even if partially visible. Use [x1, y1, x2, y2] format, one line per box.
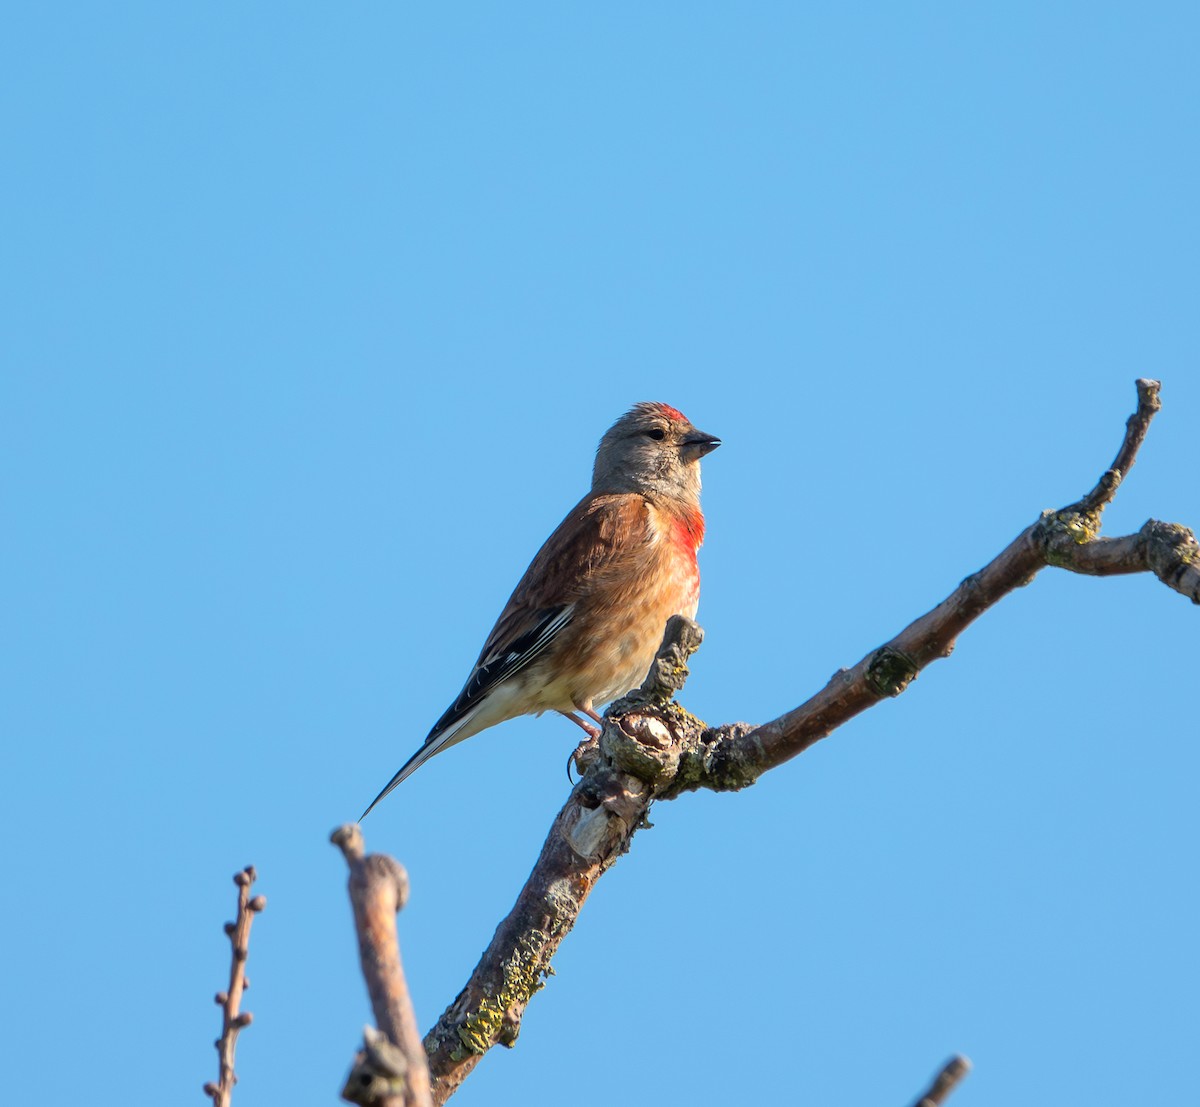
[3, 5, 1196, 1106]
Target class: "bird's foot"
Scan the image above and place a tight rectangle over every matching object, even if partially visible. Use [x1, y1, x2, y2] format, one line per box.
[559, 709, 604, 781]
[567, 735, 603, 780]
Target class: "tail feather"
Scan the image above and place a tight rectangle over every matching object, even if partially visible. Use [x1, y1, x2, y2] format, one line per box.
[358, 705, 484, 821]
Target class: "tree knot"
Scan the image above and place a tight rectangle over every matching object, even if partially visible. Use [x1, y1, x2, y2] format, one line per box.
[866, 647, 919, 697]
[1035, 509, 1102, 565]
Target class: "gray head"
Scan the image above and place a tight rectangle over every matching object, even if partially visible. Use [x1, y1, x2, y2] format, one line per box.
[592, 402, 721, 503]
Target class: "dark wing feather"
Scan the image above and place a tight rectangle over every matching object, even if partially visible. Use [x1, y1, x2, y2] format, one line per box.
[430, 602, 574, 738]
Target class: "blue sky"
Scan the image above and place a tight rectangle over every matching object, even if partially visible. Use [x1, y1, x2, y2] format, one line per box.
[3, 5, 1196, 1105]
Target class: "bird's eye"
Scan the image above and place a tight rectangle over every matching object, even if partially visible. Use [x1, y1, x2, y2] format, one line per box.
[644, 428, 666, 441]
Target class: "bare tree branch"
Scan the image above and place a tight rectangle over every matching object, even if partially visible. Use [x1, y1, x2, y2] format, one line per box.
[419, 379, 1194, 1102]
[677, 377, 1196, 787]
[909, 1056, 972, 1107]
[204, 866, 266, 1107]
[333, 824, 433, 1107]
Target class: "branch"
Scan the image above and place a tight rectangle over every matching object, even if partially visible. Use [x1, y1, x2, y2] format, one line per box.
[909, 1056, 972, 1107]
[421, 617, 713, 1103]
[204, 866, 266, 1107]
[683, 377, 1196, 785]
[421, 379, 1195, 1102]
[1067, 375, 1161, 516]
[333, 825, 433, 1107]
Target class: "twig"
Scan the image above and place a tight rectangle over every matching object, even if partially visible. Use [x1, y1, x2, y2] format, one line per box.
[421, 379, 1195, 1101]
[910, 1055, 972, 1107]
[203, 866, 266, 1107]
[1070, 376, 1161, 516]
[333, 824, 433, 1107]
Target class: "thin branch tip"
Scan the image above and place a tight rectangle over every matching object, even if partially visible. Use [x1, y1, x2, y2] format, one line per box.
[911, 1054, 972, 1107]
[1070, 376, 1163, 517]
[206, 866, 264, 1107]
[332, 822, 366, 862]
[1135, 376, 1162, 403]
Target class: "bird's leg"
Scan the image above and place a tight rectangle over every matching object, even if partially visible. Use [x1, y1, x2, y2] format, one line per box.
[557, 710, 601, 740]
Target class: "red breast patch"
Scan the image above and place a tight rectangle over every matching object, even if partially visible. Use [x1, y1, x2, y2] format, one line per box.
[671, 509, 706, 551]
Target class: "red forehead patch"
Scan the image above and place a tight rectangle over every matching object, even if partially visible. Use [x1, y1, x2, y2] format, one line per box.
[652, 403, 688, 422]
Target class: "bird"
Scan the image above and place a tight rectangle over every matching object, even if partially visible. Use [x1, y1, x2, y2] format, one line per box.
[360, 402, 720, 820]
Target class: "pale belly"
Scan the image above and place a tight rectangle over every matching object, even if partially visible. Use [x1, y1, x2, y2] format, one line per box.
[526, 545, 700, 712]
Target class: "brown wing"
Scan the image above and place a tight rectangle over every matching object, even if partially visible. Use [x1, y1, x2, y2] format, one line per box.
[409, 493, 653, 747]
[472, 491, 653, 676]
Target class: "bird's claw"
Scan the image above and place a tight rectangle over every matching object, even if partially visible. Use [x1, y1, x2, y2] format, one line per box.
[567, 733, 602, 781]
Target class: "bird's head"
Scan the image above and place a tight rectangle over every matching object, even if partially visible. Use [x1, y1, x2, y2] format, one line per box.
[592, 402, 721, 504]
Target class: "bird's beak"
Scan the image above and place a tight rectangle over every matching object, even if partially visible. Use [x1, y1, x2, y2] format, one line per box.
[681, 429, 721, 460]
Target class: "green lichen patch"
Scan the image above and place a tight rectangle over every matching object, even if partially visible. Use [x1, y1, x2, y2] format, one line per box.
[1039, 510, 1102, 565]
[453, 935, 551, 1058]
